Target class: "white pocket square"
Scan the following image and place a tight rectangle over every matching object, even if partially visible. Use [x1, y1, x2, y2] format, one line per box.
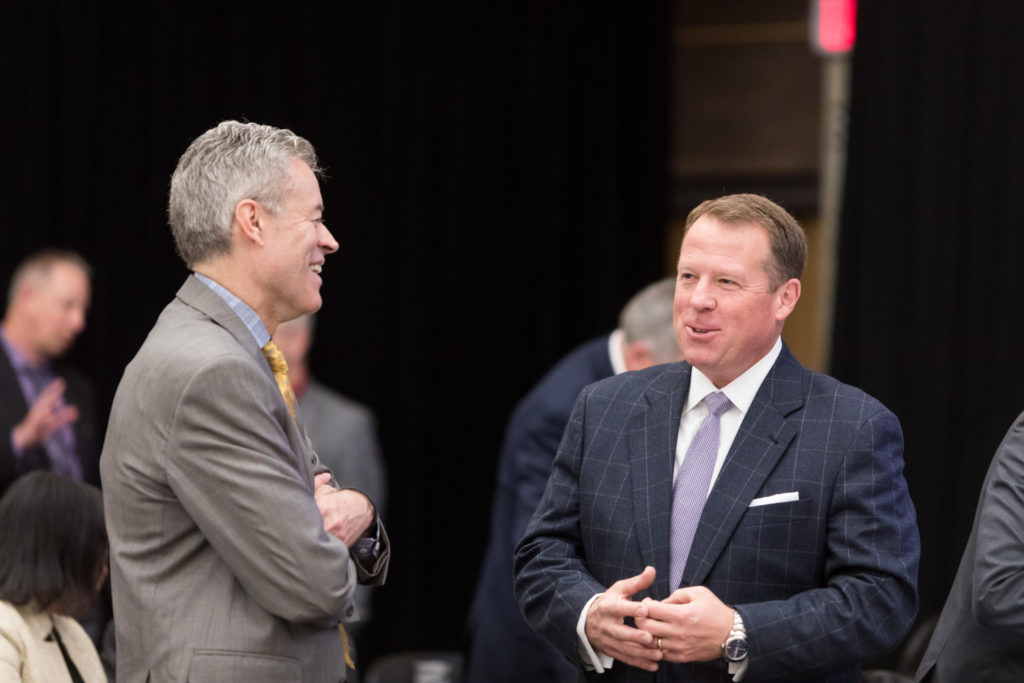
[749, 491, 800, 508]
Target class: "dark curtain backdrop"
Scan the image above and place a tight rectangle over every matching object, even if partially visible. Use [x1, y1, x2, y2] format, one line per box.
[835, 0, 1024, 641]
[0, 0, 669, 668]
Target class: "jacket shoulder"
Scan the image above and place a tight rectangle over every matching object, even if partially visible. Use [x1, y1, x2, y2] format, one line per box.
[800, 367, 896, 425]
[582, 360, 685, 406]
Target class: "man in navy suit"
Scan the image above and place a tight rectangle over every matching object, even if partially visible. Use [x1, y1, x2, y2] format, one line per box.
[514, 194, 920, 682]
[466, 278, 681, 683]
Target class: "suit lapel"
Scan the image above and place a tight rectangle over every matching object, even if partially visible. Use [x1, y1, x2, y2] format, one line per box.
[630, 362, 691, 599]
[682, 346, 806, 587]
[174, 276, 311, 472]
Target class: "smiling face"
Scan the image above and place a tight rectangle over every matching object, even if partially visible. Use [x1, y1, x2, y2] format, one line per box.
[258, 158, 339, 329]
[673, 215, 800, 388]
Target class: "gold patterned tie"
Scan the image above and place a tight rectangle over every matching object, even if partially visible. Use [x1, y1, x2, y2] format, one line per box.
[261, 340, 297, 419]
[262, 339, 356, 670]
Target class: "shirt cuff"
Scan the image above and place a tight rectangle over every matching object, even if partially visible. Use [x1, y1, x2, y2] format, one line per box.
[728, 609, 749, 681]
[576, 593, 614, 673]
[352, 517, 382, 560]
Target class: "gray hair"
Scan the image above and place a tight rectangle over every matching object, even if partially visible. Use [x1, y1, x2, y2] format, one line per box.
[6, 249, 92, 309]
[168, 120, 322, 268]
[619, 277, 679, 363]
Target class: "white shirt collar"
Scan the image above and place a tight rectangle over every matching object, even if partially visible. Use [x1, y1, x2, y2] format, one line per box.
[608, 329, 628, 375]
[685, 336, 783, 415]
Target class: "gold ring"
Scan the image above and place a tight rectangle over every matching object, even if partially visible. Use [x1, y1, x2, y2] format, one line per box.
[657, 637, 662, 650]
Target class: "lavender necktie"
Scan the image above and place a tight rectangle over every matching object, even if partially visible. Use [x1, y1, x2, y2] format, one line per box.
[669, 391, 732, 590]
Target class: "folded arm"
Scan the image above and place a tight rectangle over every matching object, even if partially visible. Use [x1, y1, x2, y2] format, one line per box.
[166, 354, 360, 625]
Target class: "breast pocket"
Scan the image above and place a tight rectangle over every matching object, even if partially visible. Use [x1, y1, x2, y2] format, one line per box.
[187, 650, 302, 683]
[729, 498, 823, 589]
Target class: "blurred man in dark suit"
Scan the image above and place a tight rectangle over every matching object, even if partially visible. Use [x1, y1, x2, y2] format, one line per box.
[466, 278, 680, 683]
[0, 249, 97, 495]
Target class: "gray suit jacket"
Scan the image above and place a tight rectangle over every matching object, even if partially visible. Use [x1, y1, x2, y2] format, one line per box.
[915, 411, 1024, 683]
[514, 346, 920, 682]
[101, 277, 388, 683]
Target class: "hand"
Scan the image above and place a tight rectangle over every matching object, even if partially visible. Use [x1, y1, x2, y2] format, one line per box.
[636, 585, 733, 663]
[11, 378, 78, 450]
[313, 473, 375, 547]
[584, 566, 662, 672]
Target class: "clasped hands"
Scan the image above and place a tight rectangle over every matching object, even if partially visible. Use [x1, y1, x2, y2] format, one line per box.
[313, 473, 375, 547]
[584, 566, 734, 672]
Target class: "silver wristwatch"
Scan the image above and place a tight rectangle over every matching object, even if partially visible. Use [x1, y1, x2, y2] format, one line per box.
[721, 609, 748, 662]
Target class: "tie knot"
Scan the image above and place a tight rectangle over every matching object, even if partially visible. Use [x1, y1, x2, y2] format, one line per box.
[261, 340, 289, 375]
[703, 391, 731, 417]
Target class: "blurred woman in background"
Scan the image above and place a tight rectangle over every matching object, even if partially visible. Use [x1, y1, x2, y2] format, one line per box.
[0, 471, 107, 682]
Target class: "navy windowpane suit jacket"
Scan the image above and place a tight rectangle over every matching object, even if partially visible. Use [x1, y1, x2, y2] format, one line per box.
[514, 345, 920, 682]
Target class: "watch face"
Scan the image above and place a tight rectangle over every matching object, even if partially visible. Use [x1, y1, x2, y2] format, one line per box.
[724, 637, 748, 661]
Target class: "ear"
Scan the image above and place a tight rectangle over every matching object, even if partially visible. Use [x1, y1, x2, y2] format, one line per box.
[234, 198, 266, 247]
[11, 277, 43, 309]
[622, 340, 655, 372]
[774, 278, 801, 321]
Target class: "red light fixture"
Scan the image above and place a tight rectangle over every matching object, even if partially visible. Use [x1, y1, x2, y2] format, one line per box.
[811, 0, 857, 55]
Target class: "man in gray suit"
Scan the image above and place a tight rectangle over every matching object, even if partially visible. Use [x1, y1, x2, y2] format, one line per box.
[101, 121, 389, 683]
[914, 412, 1024, 682]
[514, 194, 920, 681]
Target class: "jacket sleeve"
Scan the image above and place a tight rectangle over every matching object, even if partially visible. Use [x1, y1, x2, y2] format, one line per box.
[513, 387, 607, 666]
[971, 412, 1024, 630]
[164, 353, 358, 625]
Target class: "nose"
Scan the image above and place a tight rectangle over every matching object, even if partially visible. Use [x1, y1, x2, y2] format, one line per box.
[70, 306, 87, 334]
[319, 222, 339, 254]
[687, 278, 716, 310]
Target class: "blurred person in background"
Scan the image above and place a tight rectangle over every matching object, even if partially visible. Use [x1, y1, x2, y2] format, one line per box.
[0, 250, 97, 496]
[465, 277, 681, 683]
[0, 471, 108, 682]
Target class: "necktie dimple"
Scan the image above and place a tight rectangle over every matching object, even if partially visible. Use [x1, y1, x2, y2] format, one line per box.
[262, 339, 355, 669]
[261, 340, 297, 419]
[669, 391, 732, 590]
